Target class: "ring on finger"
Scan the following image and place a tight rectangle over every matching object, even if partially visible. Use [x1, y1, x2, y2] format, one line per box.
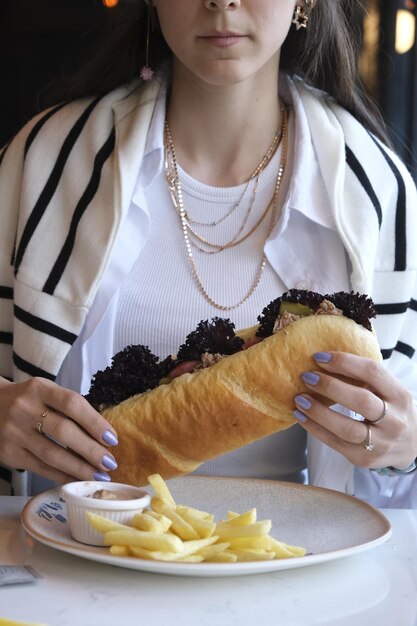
[362, 423, 375, 452]
[36, 408, 51, 435]
[371, 397, 388, 424]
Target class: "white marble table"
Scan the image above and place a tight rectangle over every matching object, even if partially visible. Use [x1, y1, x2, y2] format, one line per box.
[1, 496, 417, 626]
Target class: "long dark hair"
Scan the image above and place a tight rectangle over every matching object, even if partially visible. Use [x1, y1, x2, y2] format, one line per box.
[43, 0, 388, 143]
[281, 0, 388, 142]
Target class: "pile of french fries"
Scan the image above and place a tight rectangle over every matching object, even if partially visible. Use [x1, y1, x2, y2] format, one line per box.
[86, 474, 306, 563]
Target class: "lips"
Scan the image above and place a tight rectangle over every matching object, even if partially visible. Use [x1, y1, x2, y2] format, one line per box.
[199, 31, 246, 48]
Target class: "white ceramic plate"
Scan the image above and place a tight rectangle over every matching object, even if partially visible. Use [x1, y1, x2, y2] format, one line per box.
[21, 476, 392, 577]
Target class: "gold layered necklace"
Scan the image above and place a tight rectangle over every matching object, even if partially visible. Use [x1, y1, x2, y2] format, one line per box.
[166, 117, 283, 236]
[164, 107, 288, 311]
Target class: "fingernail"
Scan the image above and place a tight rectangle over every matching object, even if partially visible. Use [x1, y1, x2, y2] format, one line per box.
[94, 471, 111, 482]
[314, 352, 332, 363]
[102, 430, 118, 446]
[295, 395, 312, 410]
[102, 454, 118, 470]
[301, 372, 320, 386]
[293, 409, 308, 423]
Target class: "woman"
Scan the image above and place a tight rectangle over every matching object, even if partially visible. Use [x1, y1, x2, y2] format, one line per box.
[0, 0, 416, 504]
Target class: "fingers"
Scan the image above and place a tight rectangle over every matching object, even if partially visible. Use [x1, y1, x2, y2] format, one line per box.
[367, 397, 388, 424]
[35, 379, 118, 447]
[298, 350, 403, 422]
[294, 394, 369, 445]
[0, 377, 119, 481]
[1, 418, 117, 482]
[4, 377, 118, 448]
[293, 351, 417, 469]
[38, 410, 118, 478]
[292, 351, 384, 464]
[299, 368, 387, 423]
[9, 446, 92, 485]
[293, 351, 387, 464]
[293, 395, 382, 467]
[310, 351, 398, 401]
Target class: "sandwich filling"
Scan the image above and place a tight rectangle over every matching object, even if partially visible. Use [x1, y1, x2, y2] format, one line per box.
[86, 290, 376, 411]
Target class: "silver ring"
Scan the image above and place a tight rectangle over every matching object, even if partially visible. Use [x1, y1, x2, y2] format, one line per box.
[363, 423, 375, 452]
[372, 398, 387, 424]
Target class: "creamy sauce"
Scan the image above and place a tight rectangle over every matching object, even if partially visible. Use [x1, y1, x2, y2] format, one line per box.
[90, 489, 138, 500]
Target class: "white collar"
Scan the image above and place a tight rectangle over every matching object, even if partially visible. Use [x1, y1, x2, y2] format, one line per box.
[137, 74, 335, 232]
[281, 74, 335, 231]
[137, 84, 167, 190]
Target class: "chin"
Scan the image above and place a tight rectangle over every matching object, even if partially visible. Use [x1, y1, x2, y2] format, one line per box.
[196, 62, 257, 87]
[178, 54, 276, 89]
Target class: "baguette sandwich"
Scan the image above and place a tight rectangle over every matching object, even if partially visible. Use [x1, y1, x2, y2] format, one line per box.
[86, 290, 382, 486]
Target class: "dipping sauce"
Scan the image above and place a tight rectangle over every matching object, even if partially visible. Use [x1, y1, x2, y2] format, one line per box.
[90, 489, 138, 500]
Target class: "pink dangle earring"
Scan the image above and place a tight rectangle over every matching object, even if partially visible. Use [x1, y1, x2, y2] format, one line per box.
[140, 1, 154, 81]
[292, 0, 315, 31]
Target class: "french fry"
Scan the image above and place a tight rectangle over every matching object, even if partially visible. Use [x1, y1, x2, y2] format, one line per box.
[206, 550, 238, 563]
[129, 546, 185, 561]
[230, 549, 276, 562]
[176, 505, 214, 522]
[144, 510, 174, 531]
[224, 508, 257, 525]
[145, 509, 172, 522]
[176, 555, 205, 563]
[196, 542, 230, 560]
[176, 505, 216, 538]
[104, 529, 183, 552]
[270, 537, 307, 558]
[282, 543, 306, 557]
[216, 519, 272, 539]
[131, 511, 171, 533]
[227, 536, 273, 550]
[152, 497, 200, 540]
[85, 511, 132, 534]
[180, 536, 219, 555]
[148, 473, 176, 506]
[129, 536, 218, 561]
[109, 545, 131, 557]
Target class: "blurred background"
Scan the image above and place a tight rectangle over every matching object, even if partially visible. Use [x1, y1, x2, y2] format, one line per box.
[0, 0, 416, 181]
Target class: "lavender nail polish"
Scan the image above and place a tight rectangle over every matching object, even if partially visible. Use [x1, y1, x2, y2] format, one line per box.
[293, 409, 308, 423]
[102, 430, 118, 446]
[301, 372, 320, 386]
[295, 395, 312, 410]
[314, 352, 332, 363]
[102, 454, 118, 470]
[94, 471, 111, 482]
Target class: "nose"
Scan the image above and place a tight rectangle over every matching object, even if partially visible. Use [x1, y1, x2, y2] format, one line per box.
[204, 0, 241, 10]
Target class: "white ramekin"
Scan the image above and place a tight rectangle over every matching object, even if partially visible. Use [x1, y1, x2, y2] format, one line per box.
[61, 481, 151, 546]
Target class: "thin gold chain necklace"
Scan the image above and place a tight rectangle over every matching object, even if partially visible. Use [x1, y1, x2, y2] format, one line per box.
[165, 114, 284, 231]
[164, 108, 288, 311]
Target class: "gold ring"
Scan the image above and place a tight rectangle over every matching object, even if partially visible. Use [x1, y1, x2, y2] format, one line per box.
[37, 408, 51, 435]
[363, 423, 375, 452]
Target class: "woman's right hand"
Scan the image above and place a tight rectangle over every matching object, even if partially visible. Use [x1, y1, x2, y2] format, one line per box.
[0, 376, 119, 484]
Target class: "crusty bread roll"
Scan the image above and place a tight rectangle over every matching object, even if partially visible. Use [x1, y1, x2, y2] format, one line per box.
[103, 314, 381, 486]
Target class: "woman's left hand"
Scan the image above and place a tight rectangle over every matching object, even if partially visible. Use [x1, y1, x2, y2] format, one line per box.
[293, 351, 417, 470]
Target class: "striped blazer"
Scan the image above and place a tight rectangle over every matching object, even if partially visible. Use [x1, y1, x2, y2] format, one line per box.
[1, 76, 417, 495]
